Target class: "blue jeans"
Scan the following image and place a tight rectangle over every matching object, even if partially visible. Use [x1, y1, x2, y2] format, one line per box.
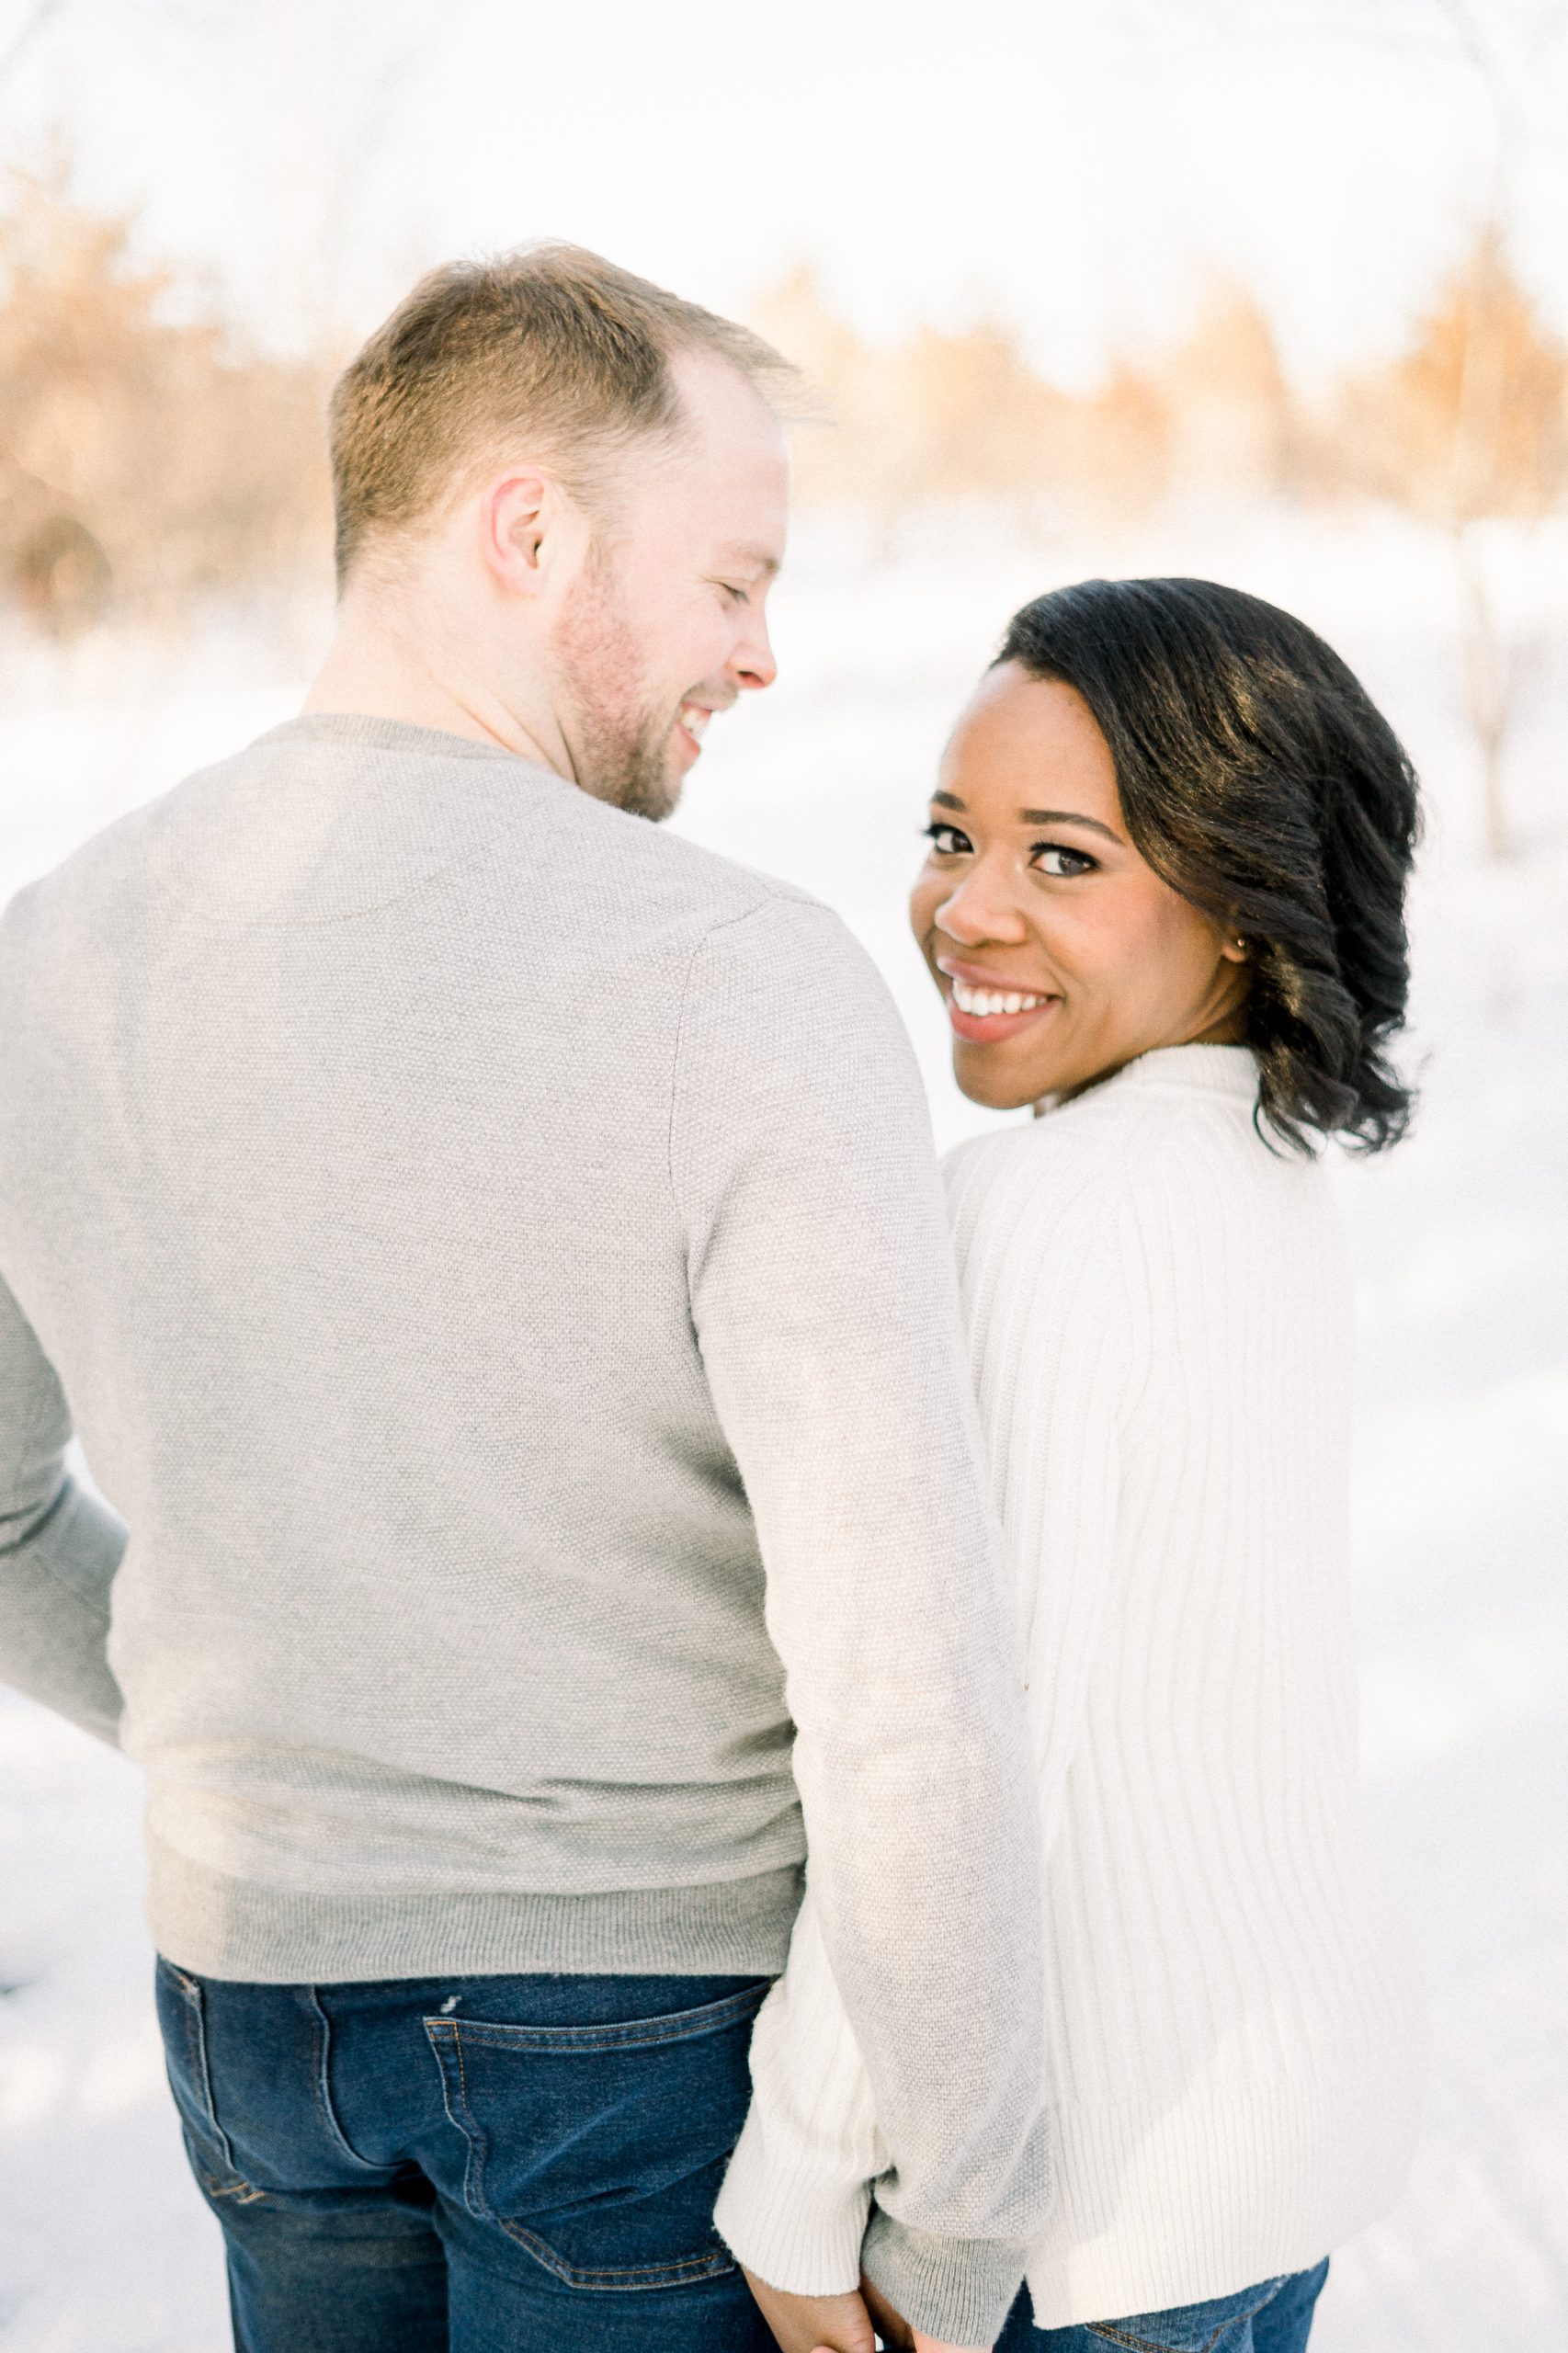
[994, 2262, 1330, 2353]
[154, 1957, 778, 2352]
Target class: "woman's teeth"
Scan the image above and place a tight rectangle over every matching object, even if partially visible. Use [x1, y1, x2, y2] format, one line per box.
[951, 980, 1048, 1017]
[680, 705, 711, 741]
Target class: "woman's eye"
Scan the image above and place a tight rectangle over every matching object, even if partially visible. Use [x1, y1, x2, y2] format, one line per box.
[923, 822, 972, 856]
[719, 582, 749, 606]
[1030, 843, 1097, 879]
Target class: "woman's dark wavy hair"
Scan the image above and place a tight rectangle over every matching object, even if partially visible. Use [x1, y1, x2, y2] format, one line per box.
[996, 577, 1420, 1154]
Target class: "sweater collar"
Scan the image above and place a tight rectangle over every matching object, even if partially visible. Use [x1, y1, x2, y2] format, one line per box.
[257, 712, 552, 768]
[1040, 1043, 1259, 1116]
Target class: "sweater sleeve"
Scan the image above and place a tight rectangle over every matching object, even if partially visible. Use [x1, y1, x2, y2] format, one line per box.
[671, 899, 1050, 2349]
[714, 1881, 887, 2292]
[717, 1133, 1139, 2327]
[0, 1269, 127, 1745]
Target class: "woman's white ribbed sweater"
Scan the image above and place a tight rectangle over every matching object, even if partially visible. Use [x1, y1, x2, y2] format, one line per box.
[715, 1045, 1425, 2329]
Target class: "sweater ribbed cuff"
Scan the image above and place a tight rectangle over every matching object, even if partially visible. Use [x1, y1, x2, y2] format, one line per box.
[861, 2208, 1028, 2348]
[713, 2117, 870, 2295]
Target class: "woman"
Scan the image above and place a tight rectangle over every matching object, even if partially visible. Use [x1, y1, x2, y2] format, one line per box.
[718, 578, 1426, 2353]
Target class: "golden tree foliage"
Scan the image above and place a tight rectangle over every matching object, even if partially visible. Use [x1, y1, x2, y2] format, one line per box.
[1339, 230, 1568, 527]
[747, 269, 1312, 524]
[1160, 287, 1300, 499]
[1336, 233, 1568, 854]
[879, 322, 1074, 506]
[750, 267, 1075, 514]
[1058, 364, 1176, 522]
[0, 173, 332, 633]
[3, 172, 1567, 819]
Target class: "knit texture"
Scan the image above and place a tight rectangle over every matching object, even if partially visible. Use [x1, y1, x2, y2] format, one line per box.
[717, 1045, 1426, 2330]
[0, 715, 1051, 2320]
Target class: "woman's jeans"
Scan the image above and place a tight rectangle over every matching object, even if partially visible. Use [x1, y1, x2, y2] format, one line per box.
[994, 2261, 1330, 2353]
[153, 1957, 778, 2353]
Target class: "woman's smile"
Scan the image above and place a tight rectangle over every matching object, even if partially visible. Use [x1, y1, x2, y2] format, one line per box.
[937, 955, 1062, 1043]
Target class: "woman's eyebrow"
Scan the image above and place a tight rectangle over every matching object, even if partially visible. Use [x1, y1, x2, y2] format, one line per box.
[930, 789, 1123, 845]
[1017, 807, 1124, 842]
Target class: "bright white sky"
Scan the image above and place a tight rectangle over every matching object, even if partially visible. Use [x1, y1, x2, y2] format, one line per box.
[3, 0, 1566, 385]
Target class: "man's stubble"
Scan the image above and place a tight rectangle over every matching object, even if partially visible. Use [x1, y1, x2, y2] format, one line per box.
[551, 539, 682, 824]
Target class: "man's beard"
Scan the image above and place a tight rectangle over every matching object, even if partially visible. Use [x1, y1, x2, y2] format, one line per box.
[551, 540, 682, 823]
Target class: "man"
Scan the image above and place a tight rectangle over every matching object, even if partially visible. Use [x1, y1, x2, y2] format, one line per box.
[0, 245, 1048, 2353]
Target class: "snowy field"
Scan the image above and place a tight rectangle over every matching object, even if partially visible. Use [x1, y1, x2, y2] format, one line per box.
[0, 507, 1564, 2349]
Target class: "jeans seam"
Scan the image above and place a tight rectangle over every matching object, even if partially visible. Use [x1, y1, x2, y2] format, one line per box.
[1087, 2283, 1283, 2353]
[452, 2013, 482, 2220]
[161, 1966, 265, 2205]
[303, 1988, 383, 2174]
[171, 1968, 239, 2177]
[493, 2213, 737, 2290]
[426, 2014, 489, 2221]
[424, 1980, 769, 2057]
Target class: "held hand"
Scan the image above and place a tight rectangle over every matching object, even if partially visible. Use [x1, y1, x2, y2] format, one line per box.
[742, 2268, 877, 2353]
[860, 2272, 993, 2353]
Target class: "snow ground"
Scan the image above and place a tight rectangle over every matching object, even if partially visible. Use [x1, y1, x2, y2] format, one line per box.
[0, 509, 1564, 2349]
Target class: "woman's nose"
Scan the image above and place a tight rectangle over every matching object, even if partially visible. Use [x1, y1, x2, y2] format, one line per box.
[937, 870, 1030, 947]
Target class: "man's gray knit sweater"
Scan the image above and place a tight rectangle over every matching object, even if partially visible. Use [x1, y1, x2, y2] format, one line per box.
[0, 715, 1047, 2337]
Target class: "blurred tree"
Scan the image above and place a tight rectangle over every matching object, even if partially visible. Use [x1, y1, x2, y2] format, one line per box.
[1340, 233, 1568, 856]
[1177, 0, 1568, 851]
[751, 266, 1074, 524]
[156, 0, 442, 349]
[1159, 284, 1300, 503]
[0, 170, 331, 632]
[1062, 363, 1174, 525]
[751, 264, 1166, 532]
[746, 264, 881, 509]
[881, 321, 1071, 513]
[1354, 0, 1568, 857]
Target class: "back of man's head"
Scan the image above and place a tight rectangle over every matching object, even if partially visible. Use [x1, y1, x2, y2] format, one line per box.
[330, 244, 790, 590]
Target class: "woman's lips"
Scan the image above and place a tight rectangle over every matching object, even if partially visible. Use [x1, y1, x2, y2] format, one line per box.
[937, 958, 1060, 1044]
[947, 995, 1057, 1044]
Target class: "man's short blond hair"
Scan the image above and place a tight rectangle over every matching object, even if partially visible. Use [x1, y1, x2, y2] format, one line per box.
[328, 243, 794, 585]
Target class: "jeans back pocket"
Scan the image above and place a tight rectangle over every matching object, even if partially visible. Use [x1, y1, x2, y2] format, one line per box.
[425, 1977, 769, 2290]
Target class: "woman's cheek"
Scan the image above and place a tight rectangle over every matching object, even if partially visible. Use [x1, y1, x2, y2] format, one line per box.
[1111, 893, 1184, 998]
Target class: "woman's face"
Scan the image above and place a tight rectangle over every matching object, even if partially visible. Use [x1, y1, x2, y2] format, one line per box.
[909, 663, 1250, 1111]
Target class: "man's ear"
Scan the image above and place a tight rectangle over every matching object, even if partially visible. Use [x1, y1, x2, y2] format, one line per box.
[478, 469, 556, 597]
